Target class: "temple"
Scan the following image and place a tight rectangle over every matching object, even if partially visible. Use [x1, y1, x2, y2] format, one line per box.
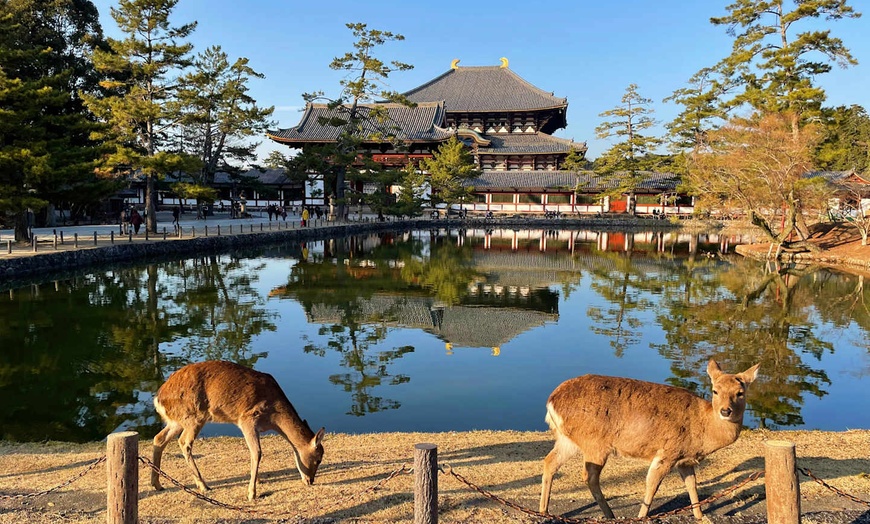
[268, 59, 688, 215]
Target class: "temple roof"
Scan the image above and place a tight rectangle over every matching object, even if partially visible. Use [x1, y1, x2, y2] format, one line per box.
[464, 171, 681, 192]
[402, 64, 568, 116]
[268, 101, 454, 145]
[481, 133, 587, 155]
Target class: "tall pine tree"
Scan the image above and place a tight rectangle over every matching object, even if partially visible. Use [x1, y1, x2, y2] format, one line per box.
[0, 0, 108, 241]
[84, 0, 199, 232]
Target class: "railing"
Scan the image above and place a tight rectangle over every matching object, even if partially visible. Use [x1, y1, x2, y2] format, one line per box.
[2, 432, 867, 524]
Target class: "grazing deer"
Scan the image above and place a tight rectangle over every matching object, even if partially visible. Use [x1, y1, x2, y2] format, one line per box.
[151, 360, 325, 500]
[540, 359, 760, 520]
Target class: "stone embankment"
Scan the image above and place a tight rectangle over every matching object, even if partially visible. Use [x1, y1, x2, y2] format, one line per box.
[0, 216, 689, 283]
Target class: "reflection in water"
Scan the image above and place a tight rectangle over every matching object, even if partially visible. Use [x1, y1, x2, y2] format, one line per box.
[0, 228, 868, 441]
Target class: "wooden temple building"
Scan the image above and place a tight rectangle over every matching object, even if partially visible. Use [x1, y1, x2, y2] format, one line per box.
[268, 59, 688, 215]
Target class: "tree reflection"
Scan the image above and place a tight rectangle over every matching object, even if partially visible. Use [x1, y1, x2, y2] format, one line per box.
[0, 255, 276, 442]
[652, 259, 833, 428]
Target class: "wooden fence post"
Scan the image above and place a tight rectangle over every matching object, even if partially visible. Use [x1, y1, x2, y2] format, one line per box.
[765, 440, 800, 524]
[414, 443, 438, 524]
[106, 431, 138, 524]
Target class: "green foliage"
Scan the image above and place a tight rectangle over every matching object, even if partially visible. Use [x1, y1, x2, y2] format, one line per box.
[560, 147, 590, 171]
[390, 163, 427, 217]
[0, 0, 109, 239]
[815, 104, 870, 172]
[709, 0, 860, 121]
[594, 84, 663, 198]
[83, 0, 199, 231]
[300, 23, 414, 218]
[664, 67, 735, 151]
[176, 46, 274, 182]
[420, 136, 480, 209]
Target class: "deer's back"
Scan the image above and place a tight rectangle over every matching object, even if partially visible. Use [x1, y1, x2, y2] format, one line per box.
[156, 361, 292, 425]
[547, 375, 712, 461]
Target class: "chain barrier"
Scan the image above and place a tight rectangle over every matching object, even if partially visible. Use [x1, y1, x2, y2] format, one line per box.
[798, 467, 870, 507]
[138, 455, 411, 520]
[439, 463, 764, 523]
[0, 455, 106, 500]
[312, 463, 412, 515]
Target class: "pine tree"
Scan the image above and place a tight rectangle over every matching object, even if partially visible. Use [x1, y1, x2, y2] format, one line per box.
[594, 84, 662, 209]
[421, 136, 480, 213]
[0, 0, 108, 241]
[175, 46, 275, 218]
[84, 0, 200, 232]
[711, 0, 860, 129]
[302, 23, 414, 220]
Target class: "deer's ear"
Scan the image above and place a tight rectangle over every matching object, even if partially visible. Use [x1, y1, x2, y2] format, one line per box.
[707, 359, 723, 380]
[739, 363, 761, 385]
[314, 427, 325, 446]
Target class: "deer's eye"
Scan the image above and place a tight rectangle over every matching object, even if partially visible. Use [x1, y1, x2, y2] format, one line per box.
[712, 389, 718, 395]
[736, 391, 744, 398]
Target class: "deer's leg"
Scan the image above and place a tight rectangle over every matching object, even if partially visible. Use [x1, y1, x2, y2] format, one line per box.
[151, 422, 182, 491]
[638, 456, 672, 518]
[585, 460, 615, 519]
[677, 464, 703, 519]
[540, 434, 579, 513]
[177, 422, 208, 492]
[239, 420, 262, 500]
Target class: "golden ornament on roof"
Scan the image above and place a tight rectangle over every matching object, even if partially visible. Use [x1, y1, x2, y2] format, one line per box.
[450, 59, 460, 69]
[499, 57, 509, 68]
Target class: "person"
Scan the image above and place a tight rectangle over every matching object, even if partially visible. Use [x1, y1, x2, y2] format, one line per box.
[119, 207, 129, 234]
[172, 205, 181, 232]
[267, 204, 274, 221]
[280, 206, 287, 221]
[301, 207, 309, 227]
[130, 209, 143, 234]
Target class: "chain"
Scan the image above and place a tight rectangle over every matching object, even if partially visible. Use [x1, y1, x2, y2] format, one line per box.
[440, 463, 764, 523]
[137, 456, 271, 516]
[798, 467, 870, 507]
[0, 455, 106, 500]
[139, 455, 411, 520]
[313, 463, 412, 514]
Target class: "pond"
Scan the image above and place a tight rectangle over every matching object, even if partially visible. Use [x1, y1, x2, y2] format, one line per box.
[1, 227, 868, 443]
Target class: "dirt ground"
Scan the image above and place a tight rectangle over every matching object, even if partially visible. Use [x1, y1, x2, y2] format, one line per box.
[731, 220, 870, 272]
[0, 429, 868, 523]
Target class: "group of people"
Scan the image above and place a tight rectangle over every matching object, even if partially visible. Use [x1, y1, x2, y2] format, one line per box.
[119, 206, 144, 235]
[299, 206, 324, 227]
[265, 204, 288, 221]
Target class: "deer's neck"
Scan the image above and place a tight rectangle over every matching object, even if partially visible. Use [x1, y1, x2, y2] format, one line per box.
[270, 402, 315, 449]
[701, 403, 742, 455]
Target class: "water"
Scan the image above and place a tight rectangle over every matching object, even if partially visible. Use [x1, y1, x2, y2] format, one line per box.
[1, 227, 868, 443]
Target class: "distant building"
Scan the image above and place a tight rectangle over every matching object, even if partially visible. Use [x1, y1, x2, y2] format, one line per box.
[268, 59, 691, 215]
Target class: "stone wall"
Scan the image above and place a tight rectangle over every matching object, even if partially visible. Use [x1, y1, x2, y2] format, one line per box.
[0, 217, 687, 284]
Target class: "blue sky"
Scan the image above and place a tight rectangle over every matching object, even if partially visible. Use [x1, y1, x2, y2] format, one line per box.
[90, 0, 868, 162]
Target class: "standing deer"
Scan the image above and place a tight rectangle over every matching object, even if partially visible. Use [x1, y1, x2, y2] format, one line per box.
[151, 360, 325, 500]
[540, 359, 760, 520]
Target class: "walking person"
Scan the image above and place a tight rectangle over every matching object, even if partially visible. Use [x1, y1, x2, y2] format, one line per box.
[301, 207, 309, 227]
[172, 205, 181, 233]
[130, 209, 143, 234]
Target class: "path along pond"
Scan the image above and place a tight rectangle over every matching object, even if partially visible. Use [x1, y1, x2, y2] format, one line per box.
[1, 227, 868, 443]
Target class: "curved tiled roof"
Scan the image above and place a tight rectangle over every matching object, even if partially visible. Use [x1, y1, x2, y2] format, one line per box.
[268, 101, 453, 144]
[464, 171, 681, 192]
[403, 66, 568, 114]
[481, 133, 587, 155]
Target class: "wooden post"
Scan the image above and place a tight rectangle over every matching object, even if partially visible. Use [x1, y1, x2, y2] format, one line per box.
[106, 431, 138, 524]
[414, 443, 438, 524]
[162, 227, 167, 241]
[32, 236, 37, 252]
[110, 231, 114, 244]
[765, 440, 800, 524]
[74, 233, 78, 249]
[6, 239, 10, 254]
[93, 231, 97, 246]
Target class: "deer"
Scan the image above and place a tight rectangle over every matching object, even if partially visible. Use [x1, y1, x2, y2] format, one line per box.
[539, 359, 760, 520]
[151, 360, 325, 501]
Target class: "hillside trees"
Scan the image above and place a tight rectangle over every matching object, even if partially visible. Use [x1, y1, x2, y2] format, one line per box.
[0, 0, 110, 241]
[84, 0, 200, 233]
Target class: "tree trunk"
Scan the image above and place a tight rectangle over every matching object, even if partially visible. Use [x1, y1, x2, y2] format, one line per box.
[13, 210, 32, 243]
[145, 174, 157, 233]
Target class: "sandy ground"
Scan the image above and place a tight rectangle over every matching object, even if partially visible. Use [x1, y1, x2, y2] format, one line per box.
[0, 429, 868, 523]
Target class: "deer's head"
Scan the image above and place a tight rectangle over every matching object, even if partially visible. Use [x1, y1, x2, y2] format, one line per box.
[707, 359, 760, 423]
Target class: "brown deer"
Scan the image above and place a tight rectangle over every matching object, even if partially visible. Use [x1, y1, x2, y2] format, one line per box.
[151, 360, 325, 500]
[539, 359, 760, 520]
